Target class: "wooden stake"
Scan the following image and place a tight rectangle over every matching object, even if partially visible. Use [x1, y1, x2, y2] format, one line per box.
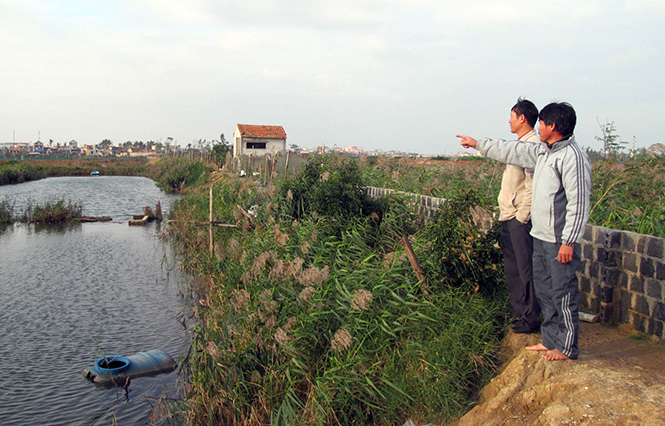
[209, 185, 214, 256]
[284, 150, 291, 177]
[401, 235, 428, 295]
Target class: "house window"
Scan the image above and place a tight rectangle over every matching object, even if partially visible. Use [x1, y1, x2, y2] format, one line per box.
[246, 142, 266, 149]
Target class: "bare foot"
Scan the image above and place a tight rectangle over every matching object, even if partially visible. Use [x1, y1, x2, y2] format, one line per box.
[526, 343, 548, 351]
[542, 349, 570, 361]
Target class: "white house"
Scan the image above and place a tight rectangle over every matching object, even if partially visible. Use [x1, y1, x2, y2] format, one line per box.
[233, 124, 286, 158]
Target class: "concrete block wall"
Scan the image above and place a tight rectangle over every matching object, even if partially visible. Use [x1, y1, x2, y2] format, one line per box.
[363, 186, 446, 221]
[364, 186, 665, 339]
[579, 225, 665, 338]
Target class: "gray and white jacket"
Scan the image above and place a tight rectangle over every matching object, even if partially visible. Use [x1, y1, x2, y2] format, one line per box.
[477, 136, 591, 246]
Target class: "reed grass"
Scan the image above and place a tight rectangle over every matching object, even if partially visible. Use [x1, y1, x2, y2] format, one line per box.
[360, 154, 665, 238]
[0, 198, 14, 223]
[167, 159, 507, 425]
[589, 156, 665, 237]
[19, 199, 83, 224]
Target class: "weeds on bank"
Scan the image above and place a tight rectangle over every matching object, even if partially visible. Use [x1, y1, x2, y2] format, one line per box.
[167, 156, 506, 425]
[19, 199, 83, 224]
[0, 197, 83, 224]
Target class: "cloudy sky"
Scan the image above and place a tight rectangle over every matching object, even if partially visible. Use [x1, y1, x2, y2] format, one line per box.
[1, 0, 663, 155]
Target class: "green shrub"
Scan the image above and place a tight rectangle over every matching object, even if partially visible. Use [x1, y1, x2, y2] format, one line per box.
[279, 155, 369, 219]
[423, 188, 504, 295]
[149, 158, 211, 193]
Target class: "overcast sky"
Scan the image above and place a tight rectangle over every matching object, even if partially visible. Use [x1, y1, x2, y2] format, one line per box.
[2, 0, 663, 155]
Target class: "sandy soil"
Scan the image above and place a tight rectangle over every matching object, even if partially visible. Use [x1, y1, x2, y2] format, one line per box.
[450, 322, 665, 425]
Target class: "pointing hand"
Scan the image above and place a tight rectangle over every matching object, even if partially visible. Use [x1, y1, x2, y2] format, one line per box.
[456, 135, 477, 149]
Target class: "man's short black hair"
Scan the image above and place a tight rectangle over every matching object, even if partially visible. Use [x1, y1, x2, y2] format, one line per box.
[539, 102, 577, 138]
[511, 97, 539, 128]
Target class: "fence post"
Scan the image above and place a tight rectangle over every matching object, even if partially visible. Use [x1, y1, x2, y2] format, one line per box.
[284, 150, 291, 178]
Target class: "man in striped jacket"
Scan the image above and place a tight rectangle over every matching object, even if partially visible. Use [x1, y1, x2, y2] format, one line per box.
[457, 102, 592, 361]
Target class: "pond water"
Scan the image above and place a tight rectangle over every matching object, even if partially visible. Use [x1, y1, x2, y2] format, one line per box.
[0, 176, 192, 425]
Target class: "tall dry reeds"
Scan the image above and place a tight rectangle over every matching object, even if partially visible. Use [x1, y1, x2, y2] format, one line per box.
[167, 159, 507, 425]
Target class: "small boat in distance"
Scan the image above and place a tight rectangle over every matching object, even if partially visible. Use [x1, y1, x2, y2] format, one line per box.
[91, 171, 100, 176]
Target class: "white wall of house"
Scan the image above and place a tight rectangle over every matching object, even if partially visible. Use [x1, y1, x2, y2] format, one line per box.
[233, 128, 286, 158]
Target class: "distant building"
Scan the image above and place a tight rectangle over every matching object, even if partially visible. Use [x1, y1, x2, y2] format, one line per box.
[233, 124, 286, 158]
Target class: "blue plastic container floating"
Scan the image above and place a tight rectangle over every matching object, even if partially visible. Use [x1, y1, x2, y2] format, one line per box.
[82, 349, 177, 386]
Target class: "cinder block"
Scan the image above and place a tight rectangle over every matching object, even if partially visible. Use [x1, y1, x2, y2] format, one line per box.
[634, 295, 650, 316]
[583, 225, 593, 242]
[601, 267, 621, 285]
[657, 261, 665, 281]
[641, 257, 655, 278]
[647, 237, 664, 259]
[583, 244, 594, 261]
[605, 250, 622, 268]
[596, 247, 607, 263]
[620, 289, 631, 307]
[604, 230, 622, 249]
[593, 282, 602, 297]
[623, 253, 639, 273]
[620, 307, 631, 323]
[653, 301, 665, 322]
[646, 278, 663, 300]
[589, 262, 599, 279]
[630, 275, 644, 294]
[619, 271, 629, 288]
[622, 232, 637, 252]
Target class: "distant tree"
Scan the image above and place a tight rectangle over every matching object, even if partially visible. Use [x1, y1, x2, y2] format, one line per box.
[97, 139, 113, 150]
[212, 133, 232, 158]
[289, 143, 302, 153]
[595, 119, 627, 161]
[584, 147, 604, 163]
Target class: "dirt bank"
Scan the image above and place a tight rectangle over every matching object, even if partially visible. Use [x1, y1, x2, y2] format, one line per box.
[451, 322, 665, 426]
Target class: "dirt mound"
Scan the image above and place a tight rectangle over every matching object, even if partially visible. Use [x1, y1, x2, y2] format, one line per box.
[451, 322, 665, 426]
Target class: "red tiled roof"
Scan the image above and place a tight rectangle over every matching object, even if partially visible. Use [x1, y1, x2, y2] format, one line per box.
[237, 124, 287, 139]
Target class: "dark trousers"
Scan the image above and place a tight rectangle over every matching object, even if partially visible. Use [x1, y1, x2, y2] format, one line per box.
[501, 218, 540, 327]
[532, 238, 580, 359]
